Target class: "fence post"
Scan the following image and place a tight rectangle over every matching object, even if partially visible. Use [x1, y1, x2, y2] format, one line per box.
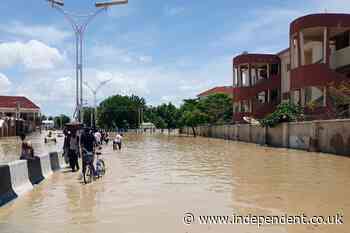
[282, 123, 289, 148]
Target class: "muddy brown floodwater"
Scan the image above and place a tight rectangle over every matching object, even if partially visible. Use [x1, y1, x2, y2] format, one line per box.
[0, 131, 64, 163]
[0, 134, 349, 233]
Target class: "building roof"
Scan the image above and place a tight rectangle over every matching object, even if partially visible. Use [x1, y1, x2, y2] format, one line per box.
[233, 53, 281, 66]
[0, 96, 40, 109]
[197, 86, 233, 97]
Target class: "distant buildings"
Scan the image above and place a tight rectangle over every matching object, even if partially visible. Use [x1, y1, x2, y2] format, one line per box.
[197, 86, 233, 99]
[232, 13, 350, 122]
[0, 96, 41, 135]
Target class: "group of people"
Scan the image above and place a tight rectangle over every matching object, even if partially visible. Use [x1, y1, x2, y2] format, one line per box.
[63, 128, 123, 173]
[19, 126, 123, 177]
[93, 130, 110, 145]
[63, 128, 98, 172]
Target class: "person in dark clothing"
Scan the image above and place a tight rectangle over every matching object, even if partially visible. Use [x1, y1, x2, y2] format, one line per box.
[69, 132, 80, 172]
[19, 134, 35, 160]
[80, 128, 96, 176]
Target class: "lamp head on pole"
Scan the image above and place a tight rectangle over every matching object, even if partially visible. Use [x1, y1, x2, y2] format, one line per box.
[95, 0, 128, 8]
[47, 0, 64, 6]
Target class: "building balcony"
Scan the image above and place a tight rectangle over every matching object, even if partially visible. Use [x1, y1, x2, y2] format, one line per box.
[290, 63, 349, 90]
[330, 46, 350, 70]
[233, 75, 281, 101]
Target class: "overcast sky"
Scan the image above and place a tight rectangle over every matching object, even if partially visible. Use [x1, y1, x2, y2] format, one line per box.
[0, 0, 349, 117]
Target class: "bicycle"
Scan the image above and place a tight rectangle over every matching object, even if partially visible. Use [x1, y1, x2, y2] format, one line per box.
[82, 148, 106, 184]
[95, 150, 106, 178]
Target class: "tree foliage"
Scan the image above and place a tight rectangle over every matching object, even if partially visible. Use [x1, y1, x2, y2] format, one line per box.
[259, 102, 303, 127]
[54, 114, 71, 129]
[97, 94, 146, 129]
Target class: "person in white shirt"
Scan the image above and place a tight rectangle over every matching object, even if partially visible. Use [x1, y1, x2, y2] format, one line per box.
[113, 133, 123, 150]
[94, 131, 102, 145]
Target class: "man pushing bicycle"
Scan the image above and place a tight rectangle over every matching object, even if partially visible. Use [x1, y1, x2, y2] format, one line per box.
[80, 127, 96, 183]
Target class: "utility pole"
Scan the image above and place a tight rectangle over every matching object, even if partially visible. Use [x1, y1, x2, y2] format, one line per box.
[84, 79, 112, 129]
[46, 0, 128, 122]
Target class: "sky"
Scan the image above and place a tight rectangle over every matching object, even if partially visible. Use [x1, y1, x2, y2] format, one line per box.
[0, 0, 349, 117]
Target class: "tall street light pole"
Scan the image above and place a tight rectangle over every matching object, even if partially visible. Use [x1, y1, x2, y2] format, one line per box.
[84, 79, 112, 129]
[46, 0, 128, 122]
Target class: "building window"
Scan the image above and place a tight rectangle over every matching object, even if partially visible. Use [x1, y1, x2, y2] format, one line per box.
[305, 86, 324, 108]
[241, 67, 250, 87]
[241, 100, 250, 113]
[270, 89, 279, 104]
[258, 66, 268, 81]
[286, 63, 291, 71]
[335, 31, 350, 51]
[270, 64, 279, 76]
[234, 68, 238, 86]
[251, 67, 257, 85]
[257, 91, 267, 104]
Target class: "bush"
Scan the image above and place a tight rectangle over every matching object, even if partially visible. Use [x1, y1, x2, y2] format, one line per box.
[259, 103, 303, 127]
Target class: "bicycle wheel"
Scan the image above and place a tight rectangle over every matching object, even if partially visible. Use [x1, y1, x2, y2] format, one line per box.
[97, 159, 106, 176]
[84, 164, 93, 184]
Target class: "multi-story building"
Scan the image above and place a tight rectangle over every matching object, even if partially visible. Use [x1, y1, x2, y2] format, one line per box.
[233, 13, 350, 122]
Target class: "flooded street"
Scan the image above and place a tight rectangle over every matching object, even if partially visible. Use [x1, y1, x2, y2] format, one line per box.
[0, 134, 349, 233]
[0, 131, 64, 163]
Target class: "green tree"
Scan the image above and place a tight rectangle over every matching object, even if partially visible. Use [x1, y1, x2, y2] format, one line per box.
[197, 94, 232, 124]
[259, 102, 303, 127]
[82, 107, 94, 127]
[54, 114, 71, 129]
[97, 94, 146, 130]
[180, 110, 208, 137]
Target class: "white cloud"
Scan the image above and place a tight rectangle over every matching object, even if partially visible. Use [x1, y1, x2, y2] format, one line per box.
[0, 73, 11, 94]
[314, 0, 350, 13]
[90, 43, 153, 65]
[0, 21, 70, 44]
[164, 6, 186, 16]
[138, 55, 153, 64]
[0, 40, 65, 70]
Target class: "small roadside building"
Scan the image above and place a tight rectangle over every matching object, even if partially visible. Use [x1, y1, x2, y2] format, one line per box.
[0, 96, 41, 134]
[140, 122, 156, 131]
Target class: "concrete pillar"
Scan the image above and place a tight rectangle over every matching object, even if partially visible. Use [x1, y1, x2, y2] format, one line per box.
[299, 31, 305, 66]
[309, 122, 320, 152]
[238, 65, 242, 87]
[263, 127, 268, 145]
[300, 88, 305, 107]
[290, 39, 294, 69]
[323, 87, 327, 107]
[297, 33, 301, 68]
[267, 89, 271, 103]
[282, 123, 289, 148]
[266, 64, 270, 79]
[324, 27, 330, 65]
[248, 124, 252, 142]
[234, 125, 238, 141]
[248, 64, 252, 87]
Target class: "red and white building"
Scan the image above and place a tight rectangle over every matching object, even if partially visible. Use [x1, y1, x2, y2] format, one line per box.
[0, 96, 41, 128]
[233, 13, 350, 122]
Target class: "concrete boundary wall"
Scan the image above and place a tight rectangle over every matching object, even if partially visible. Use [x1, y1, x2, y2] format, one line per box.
[38, 154, 53, 178]
[27, 157, 45, 185]
[49, 152, 61, 171]
[0, 164, 17, 206]
[0, 151, 63, 207]
[8, 160, 33, 196]
[181, 119, 350, 156]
